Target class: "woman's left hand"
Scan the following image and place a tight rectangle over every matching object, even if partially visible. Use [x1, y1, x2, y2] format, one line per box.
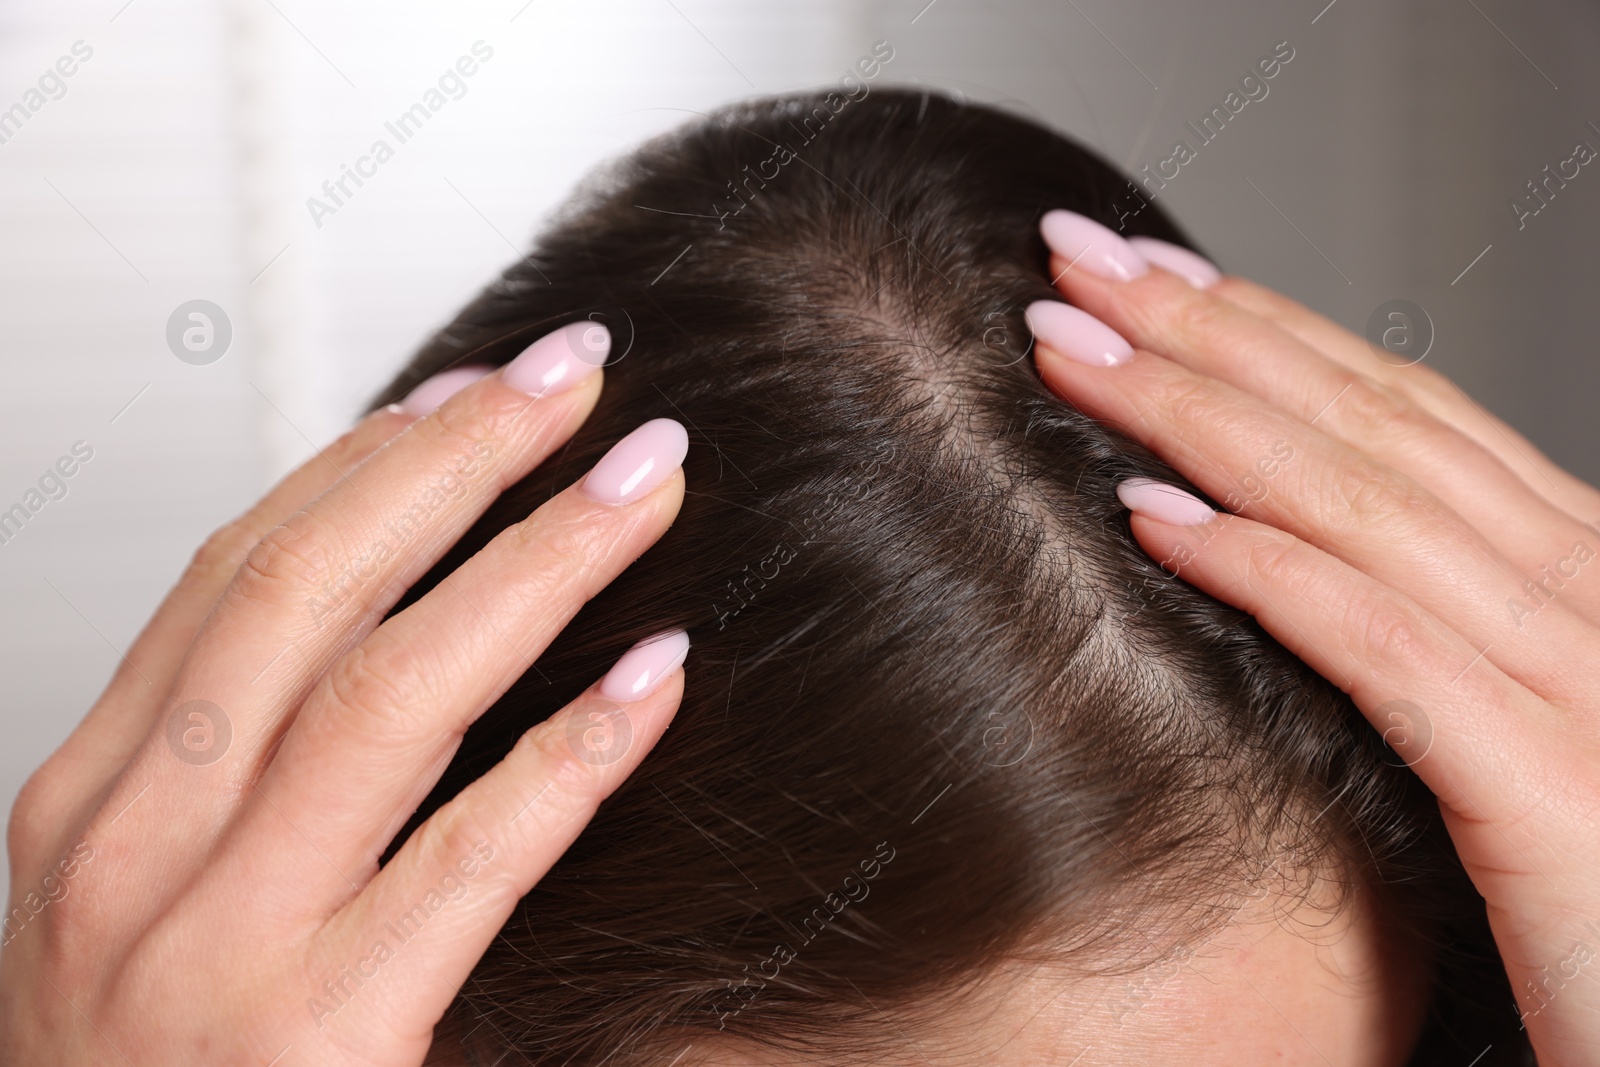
[1026, 211, 1600, 1067]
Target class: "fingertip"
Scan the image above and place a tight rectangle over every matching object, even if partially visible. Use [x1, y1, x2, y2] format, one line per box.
[1116, 477, 1217, 526]
[399, 365, 495, 416]
[1127, 237, 1222, 290]
[1040, 209, 1150, 282]
[600, 630, 691, 703]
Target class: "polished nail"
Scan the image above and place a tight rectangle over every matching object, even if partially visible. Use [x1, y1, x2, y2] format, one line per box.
[1116, 478, 1215, 526]
[399, 365, 493, 415]
[502, 321, 608, 398]
[600, 629, 690, 702]
[1025, 300, 1134, 367]
[1128, 237, 1222, 289]
[1040, 209, 1150, 282]
[582, 418, 689, 505]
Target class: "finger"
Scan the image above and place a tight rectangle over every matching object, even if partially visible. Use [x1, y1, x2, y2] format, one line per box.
[18, 398, 449, 866]
[307, 666, 684, 1052]
[86, 325, 606, 894]
[243, 421, 687, 900]
[1214, 274, 1600, 521]
[1116, 498, 1575, 856]
[1037, 263, 1600, 615]
[1030, 331, 1598, 708]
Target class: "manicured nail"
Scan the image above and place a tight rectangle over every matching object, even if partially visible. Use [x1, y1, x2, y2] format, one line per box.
[582, 418, 689, 505]
[1040, 209, 1150, 282]
[1116, 478, 1215, 525]
[400, 365, 494, 416]
[1025, 300, 1134, 367]
[502, 321, 608, 398]
[600, 630, 690, 702]
[1127, 237, 1221, 289]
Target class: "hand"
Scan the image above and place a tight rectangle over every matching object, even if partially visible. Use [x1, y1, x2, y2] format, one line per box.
[1028, 211, 1600, 1066]
[0, 322, 692, 1066]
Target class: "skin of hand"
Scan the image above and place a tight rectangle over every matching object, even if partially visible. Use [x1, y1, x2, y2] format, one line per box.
[1029, 210, 1600, 1067]
[0, 321, 691, 1067]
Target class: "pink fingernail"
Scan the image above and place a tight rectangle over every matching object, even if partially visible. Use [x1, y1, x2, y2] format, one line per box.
[582, 418, 689, 505]
[600, 629, 690, 702]
[1128, 237, 1222, 289]
[399, 365, 492, 415]
[1040, 209, 1150, 282]
[1116, 478, 1216, 526]
[1025, 300, 1134, 367]
[501, 321, 608, 398]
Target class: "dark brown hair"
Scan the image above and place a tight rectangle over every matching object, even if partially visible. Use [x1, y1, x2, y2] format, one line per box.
[373, 89, 1523, 1066]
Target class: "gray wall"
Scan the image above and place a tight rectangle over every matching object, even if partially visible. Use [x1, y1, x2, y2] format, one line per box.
[2, 0, 1596, 892]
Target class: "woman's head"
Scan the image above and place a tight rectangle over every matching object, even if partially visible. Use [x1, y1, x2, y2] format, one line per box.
[374, 89, 1517, 1065]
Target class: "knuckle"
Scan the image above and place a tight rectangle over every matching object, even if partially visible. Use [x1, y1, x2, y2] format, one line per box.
[511, 503, 608, 561]
[1344, 594, 1427, 672]
[1339, 379, 1438, 444]
[1166, 288, 1234, 345]
[1156, 375, 1228, 431]
[1242, 535, 1306, 591]
[418, 803, 499, 886]
[188, 519, 260, 586]
[233, 513, 341, 607]
[500, 512, 599, 603]
[1336, 377, 1404, 426]
[423, 396, 504, 470]
[519, 713, 612, 805]
[1395, 361, 1457, 404]
[1208, 276, 1250, 302]
[1329, 460, 1427, 531]
[318, 425, 367, 468]
[323, 637, 429, 740]
[6, 766, 57, 864]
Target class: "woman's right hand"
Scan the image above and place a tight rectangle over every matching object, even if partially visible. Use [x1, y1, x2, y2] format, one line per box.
[0, 321, 691, 1066]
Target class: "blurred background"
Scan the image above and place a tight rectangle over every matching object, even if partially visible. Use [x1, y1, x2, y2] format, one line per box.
[2, 0, 1596, 884]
